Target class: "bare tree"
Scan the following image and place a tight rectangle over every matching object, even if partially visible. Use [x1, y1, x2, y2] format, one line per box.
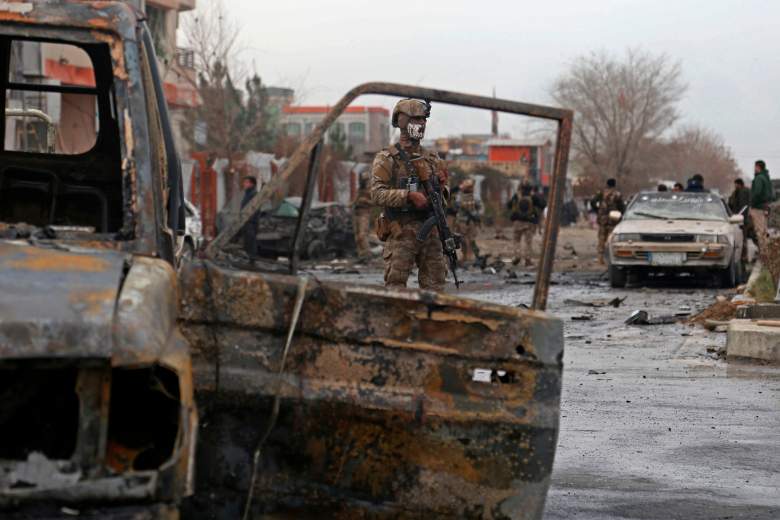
[654, 126, 741, 193]
[180, 0, 277, 199]
[552, 49, 687, 190]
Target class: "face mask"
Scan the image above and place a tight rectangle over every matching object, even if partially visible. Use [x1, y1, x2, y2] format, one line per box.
[407, 122, 425, 140]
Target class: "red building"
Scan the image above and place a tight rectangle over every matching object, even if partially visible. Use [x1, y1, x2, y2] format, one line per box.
[486, 138, 553, 186]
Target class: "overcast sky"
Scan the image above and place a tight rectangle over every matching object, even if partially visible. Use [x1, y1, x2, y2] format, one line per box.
[202, 0, 780, 175]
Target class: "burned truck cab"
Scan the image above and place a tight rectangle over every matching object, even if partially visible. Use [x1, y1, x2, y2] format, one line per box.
[0, 2, 195, 517]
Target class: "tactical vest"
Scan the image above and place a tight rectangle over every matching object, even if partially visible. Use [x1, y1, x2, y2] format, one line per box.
[598, 189, 621, 217]
[510, 195, 537, 223]
[457, 192, 477, 222]
[385, 144, 438, 221]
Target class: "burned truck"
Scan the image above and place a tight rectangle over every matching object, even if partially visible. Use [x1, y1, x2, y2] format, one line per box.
[0, 2, 572, 519]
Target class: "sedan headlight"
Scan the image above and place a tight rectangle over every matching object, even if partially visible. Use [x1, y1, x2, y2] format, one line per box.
[696, 234, 729, 244]
[613, 233, 640, 242]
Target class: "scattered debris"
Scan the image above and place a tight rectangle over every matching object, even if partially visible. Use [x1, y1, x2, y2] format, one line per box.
[687, 299, 738, 325]
[702, 319, 730, 332]
[565, 296, 626, 308]
[625, 310, 679, 325]
[705, 346, 727, 359]
[587, 369, 606, 375]
[572, 315, 593, 321]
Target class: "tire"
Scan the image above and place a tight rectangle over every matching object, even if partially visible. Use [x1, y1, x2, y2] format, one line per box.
[306, 239, 325, 260]
[720, 259, 737, 288]
[609, 265, 627, 288]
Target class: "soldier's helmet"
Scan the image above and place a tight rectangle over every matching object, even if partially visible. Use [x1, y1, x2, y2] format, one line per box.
[391, 99, 431, 128]
[460, 178, 475, 192]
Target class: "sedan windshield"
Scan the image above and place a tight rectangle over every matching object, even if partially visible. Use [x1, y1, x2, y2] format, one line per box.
[624, 193, 728, 221]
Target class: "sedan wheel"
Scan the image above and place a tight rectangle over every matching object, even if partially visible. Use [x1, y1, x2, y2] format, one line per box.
[609, 265, 628, 288]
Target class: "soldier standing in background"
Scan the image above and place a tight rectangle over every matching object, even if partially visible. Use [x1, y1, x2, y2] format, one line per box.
[507, 184, 540, 267]
[590, 178, 625, 265]
[352, 168, 373, 260]
[455, 178, 481, 264]
[371, 99, 450, 291]
[750, 160, 774, 255]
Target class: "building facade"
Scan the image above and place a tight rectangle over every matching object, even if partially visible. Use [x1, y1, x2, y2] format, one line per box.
[280, 106, 390, 160]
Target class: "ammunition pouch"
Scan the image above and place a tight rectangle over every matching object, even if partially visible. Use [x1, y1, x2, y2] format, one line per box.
[375, 213, 392, 242]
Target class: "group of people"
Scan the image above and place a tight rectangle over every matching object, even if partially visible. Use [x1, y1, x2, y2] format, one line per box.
[587, 159, 775, 264]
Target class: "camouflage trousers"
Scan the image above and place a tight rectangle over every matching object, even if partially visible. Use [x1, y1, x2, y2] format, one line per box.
[513, 221, 535, 262]
[383, 220, 446, 291]
[456, 220, 478, 261]
[750, 208, 768, 256]
[353, 208, 371, 258]
[597, 223, 616, 259]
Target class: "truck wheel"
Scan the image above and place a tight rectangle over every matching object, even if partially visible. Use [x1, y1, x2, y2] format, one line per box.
[720, 260, 737, 288]
[609, 265, 627, 288]
[306, 239, 325, 259]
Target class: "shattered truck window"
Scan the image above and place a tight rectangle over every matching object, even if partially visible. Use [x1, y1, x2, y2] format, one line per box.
[0, 38, 124, 234]
[6, 41, 98, 154]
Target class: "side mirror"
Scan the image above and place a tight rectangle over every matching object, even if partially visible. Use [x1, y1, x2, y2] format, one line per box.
[609, 210, 622, 222]
[728, 214, 744, 225]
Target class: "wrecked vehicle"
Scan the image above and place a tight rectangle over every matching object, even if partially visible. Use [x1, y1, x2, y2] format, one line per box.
[608, 191, 746, 288]
[254, 196, 356, 259]
[0, 2, 572, 519]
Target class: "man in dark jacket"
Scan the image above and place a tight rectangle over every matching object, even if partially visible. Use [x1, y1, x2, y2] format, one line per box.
[750, 160, 773, 254]
[240, 176, 260, 261]
[729, 178, 753, 261]
[685, 174, 706, 192]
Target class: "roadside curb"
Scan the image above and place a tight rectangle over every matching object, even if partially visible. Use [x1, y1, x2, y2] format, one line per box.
[727, 320, 780, 363]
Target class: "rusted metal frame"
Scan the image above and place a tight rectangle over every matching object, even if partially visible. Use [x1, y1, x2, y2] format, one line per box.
[207, 82, 572, 309]
[290, 140, 323, 274]
[74, 366, 112, 477]
[532, 113, 573, 311]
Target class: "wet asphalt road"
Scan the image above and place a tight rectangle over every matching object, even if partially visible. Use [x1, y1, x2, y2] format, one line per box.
[314, 266, 780, 520]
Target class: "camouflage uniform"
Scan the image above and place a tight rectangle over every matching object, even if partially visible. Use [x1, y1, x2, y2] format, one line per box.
[592, 188, 625, 259]
[455, 188, 480, 262]
[371, 145, 448, 291]
[507, 193, 538, 265]
[352, 169, 372, 258]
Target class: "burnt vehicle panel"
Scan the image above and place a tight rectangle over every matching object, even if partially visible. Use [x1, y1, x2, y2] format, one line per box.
[0, 1, 194, 517]
[1, 2, 572, 519]
[178, 262, 561, 519]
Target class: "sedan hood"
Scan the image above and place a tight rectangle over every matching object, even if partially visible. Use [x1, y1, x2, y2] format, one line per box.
[615, 219, 732, 236]
[0, 241, 127, 360]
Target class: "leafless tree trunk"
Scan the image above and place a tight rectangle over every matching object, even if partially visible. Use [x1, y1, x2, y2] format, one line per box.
[552, 48, 687, 190]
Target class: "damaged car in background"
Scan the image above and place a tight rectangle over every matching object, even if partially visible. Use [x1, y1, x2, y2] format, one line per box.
[1, 2, 573, 519]
[607, 191, 745, 288]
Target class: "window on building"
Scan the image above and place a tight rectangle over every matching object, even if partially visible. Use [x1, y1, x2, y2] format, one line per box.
[347, 122, 366, 146]
[304, 121, 314, 136]
[328, 122, 345, 143]
[285, 122, 302, 137]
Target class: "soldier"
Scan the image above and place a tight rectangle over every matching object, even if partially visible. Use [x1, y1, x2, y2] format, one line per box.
[455, 178, 481, 264]
[507, 184, 540, 267]
[371, 99, 449, 291]
[590, 178, 625, 264]
[352, 167, 372, 259]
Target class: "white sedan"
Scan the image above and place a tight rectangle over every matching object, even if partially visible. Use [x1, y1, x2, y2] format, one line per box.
[608, 191, 745, 288]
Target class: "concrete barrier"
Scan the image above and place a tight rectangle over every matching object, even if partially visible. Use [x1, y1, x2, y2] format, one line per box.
[727, 319, 780, 363]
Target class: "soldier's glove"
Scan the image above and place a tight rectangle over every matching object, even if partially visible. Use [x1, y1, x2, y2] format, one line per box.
[408, 191, 429, 209]
[437, 168, 449, 185]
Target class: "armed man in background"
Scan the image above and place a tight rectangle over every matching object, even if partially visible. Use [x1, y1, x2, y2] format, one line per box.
[591, 178, 625, 265]
[352, 167, 373, 260]
[371, 99, 451, 291]
[455, 178, 481, 264]
[507, 183, 541, 267]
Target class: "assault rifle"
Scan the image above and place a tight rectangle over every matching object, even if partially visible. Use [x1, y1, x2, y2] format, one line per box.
[395, 146, 461, 289]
